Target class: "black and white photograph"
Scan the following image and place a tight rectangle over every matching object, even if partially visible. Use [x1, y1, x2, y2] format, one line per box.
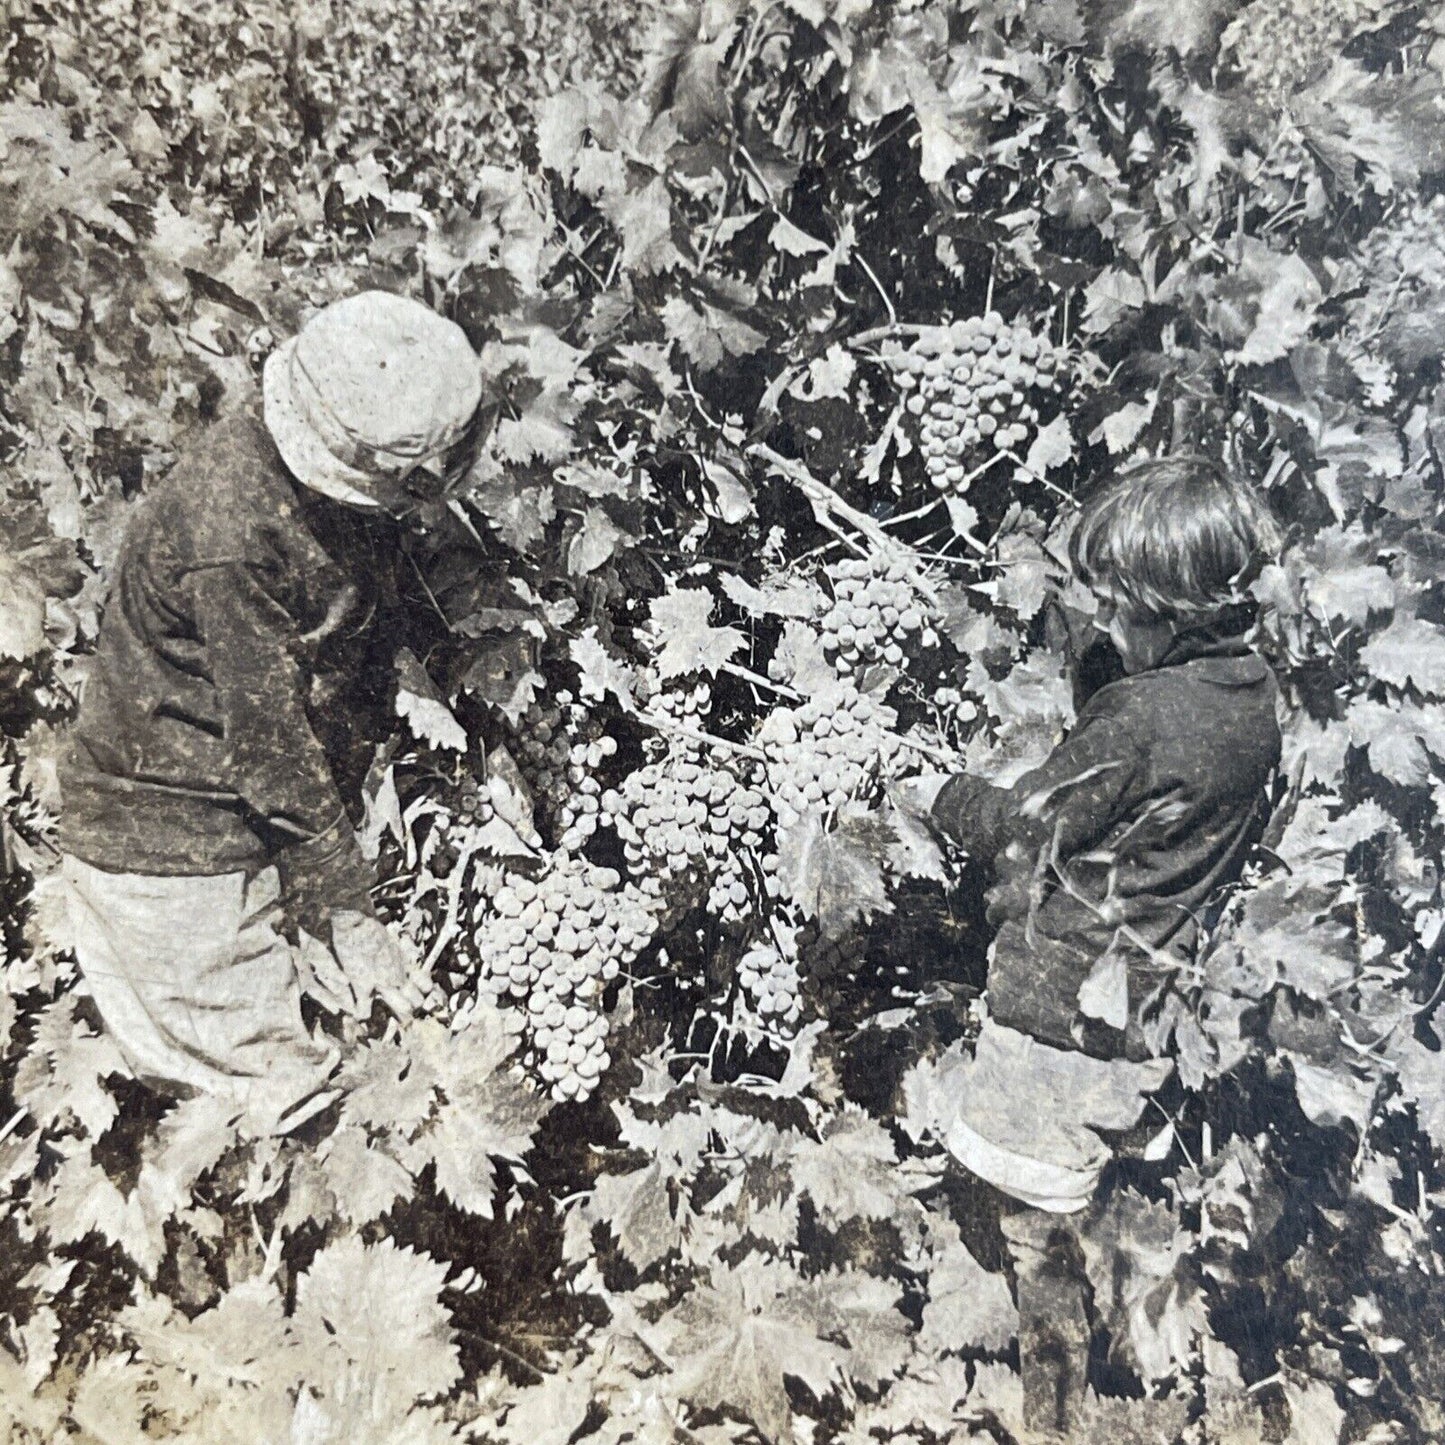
[2, 1, 1445, 1440]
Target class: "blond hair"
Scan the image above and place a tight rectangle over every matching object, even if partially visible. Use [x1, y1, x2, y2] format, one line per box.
[1068, 455, 1281, 625]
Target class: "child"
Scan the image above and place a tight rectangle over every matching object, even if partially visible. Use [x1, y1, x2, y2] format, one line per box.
[901, 455, 1281, 1436]
[56, 291, 483, 1132]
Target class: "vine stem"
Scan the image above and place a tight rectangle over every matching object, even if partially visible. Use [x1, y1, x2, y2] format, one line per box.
[721, 659, 801, 700]
[0, 1109, 26, 1146]
[854, 253, 896, 326]
[847, 322, 931, 348]
[634, 708, 768, 762]
[748, 444, 940, 602]
[453, 1326, 555, 1380]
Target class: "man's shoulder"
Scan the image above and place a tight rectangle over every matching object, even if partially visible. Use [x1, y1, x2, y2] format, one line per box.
[152, 412, 299, 562]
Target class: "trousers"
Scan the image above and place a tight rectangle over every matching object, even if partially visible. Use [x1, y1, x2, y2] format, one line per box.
[60, 855, 339, 1132]
[1002, 1203, 1096, 1439]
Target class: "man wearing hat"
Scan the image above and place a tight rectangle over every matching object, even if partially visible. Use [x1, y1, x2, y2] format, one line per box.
[56, 291, 483, 1131]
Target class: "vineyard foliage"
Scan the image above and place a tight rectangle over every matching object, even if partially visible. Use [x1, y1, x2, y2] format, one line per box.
[3, 0, 1445, 1440]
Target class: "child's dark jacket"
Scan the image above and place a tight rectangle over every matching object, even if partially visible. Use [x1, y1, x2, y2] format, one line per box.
[58, 413, 390, 927]
[931, 629, 1281, 1061]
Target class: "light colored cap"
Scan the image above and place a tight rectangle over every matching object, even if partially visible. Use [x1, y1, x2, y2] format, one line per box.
[262, 290, 482, 509]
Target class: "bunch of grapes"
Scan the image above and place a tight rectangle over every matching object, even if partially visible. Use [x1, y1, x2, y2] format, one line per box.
[506, 691, 613, 840]
[1339, 195, 1445, 395]
[556, 733, 619, 851]
[758, 683, 902, 830]
[820, 557, 939, 675]
[802, 923, 869, 981]
[599, 750, 778, 920]
[890, 315, 1064, 494]
[644, 680, 714, 739]
[473, 854, 658, 1100]
[737, 938, 803, 1032]
[450, 774, 496, 828]
[1221, 0, 1392, 99]
[506, 697, 570, 797]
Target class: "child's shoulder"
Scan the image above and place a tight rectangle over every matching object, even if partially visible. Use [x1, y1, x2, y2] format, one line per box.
[1080, 650, 1276, 734]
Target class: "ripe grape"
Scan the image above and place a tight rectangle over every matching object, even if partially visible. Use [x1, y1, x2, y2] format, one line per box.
[506, 690, 615, 845]
[758, 681, 903, 831]
[1340, 194, 1445, 395]
[473, 852, 658, 1101]
[599, 747, 776, 920]
[890, 314, 1065, 495]
[1222, 0, 1389, 99]
[819, 555, 939, 676]
[737, 938, 803, 1033]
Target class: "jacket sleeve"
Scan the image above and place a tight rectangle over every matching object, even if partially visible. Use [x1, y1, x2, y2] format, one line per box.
[930, 705, 1149, 873]
[188, 558, 376, 931]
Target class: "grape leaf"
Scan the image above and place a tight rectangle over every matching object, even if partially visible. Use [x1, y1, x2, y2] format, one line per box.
[661, 295, 766, 371]
[568, 505, 626, 576]
[498, 1370, 595, 1445]
[1347, 698, 1445, 787]
[468, 466, 556, 553]
[1213, 242, 1324, 367]
[1282, 1376, 1345, 1445]
[1023, 412, 1074, 475]
[17, 1306, 59, 1392]
[720, 571, 824, 619]
[395, 649, 468, 752]
[142, 1093, 243, 1213]
[13, 996, 126, 1139]
[768, 618, 837, 692]
[776, 805, 895, 941]
[1359, 615, 1445, 697]
[587, 1162, 686, 1271]
[789, 1107, 899, 1226]
[918, 1210, 1017, 1354]
[38, 1150, 168, 1277]
[648, 589, 746, 679]
[339, 1036, 439, 1139]
[651, 1258, 905, 1442]
[880, 799, 946, 882]
[319, 1126, 413, 1226]
[1387, 1034, 1445, 1155]
[599, 177, 683, 274]
[1079, 1188, 1206, 1384]
[769, 216, 829, 258]
[1078, 948, 1130, 1031]
[399, 1018, 548, 1218]
[294, 1236, 460, 1404]
[1087, 0, 1235, 57]
[0, 549, 46, 660]
[572, 628, 638, 707]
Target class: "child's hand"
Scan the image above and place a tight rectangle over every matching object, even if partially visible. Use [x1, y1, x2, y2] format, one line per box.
[889, 772, 951, 818]
[330, 911, 434, 1020]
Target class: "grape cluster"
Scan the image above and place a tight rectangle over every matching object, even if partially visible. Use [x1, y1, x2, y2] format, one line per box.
[803, 924, 868, 980]
[600, 751, 778, 920]
[645, 680, 714, 739]
[506, 692, 615, 842]
[474, 855, 657, 1101]
[452, 775, 496, 828]
[820, 557, 939, 675]
[507, 697, 570, 797]
[1221, 0, 1389, 99]
[737, 939, 803, 1032]
[1341, 196, 1445, 392]
[759, 684, 902, 831]
[556, 733, 619, 851]
[891, 315, 1064, 494]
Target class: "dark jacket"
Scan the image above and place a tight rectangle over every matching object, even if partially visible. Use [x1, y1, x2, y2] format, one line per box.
[931, 629, 1281, 1060]
[57, 413, 389, 928]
